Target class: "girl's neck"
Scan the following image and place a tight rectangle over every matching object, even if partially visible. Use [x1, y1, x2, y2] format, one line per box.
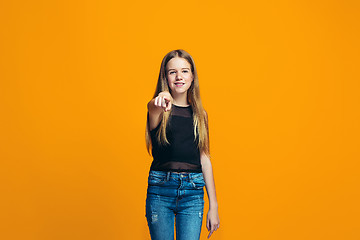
[172, 92, 189, 106]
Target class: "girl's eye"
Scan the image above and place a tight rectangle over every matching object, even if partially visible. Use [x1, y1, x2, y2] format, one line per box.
[183, 70, 189, 73]
[169, 71, 175, 74]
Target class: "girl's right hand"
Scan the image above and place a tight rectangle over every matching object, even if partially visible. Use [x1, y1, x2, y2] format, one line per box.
[154, 91, 172, 112]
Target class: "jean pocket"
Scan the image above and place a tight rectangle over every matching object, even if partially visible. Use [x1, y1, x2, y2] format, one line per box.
[148, 174, 167, 186]
[191, 175, 206, 189]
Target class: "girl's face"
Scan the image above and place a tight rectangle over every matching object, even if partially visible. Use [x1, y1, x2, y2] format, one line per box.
[166, 57, 194, 96]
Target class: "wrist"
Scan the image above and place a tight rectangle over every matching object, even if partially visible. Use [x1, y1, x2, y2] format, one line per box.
[209, 202, 218, 210]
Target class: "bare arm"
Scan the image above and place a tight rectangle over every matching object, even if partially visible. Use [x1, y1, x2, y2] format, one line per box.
[147, 91, 172, 130]
[201, 152, 220, 238]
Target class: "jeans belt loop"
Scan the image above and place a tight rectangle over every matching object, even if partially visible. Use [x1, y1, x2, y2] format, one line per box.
[166, 171, 170, 181]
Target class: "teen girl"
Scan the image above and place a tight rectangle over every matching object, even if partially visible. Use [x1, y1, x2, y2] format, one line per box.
[145, 49, 220, 240]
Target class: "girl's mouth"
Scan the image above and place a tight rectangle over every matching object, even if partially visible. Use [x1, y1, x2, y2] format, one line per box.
[175, 83, 185, 86]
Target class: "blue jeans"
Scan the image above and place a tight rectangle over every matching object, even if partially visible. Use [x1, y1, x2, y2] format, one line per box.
[145, 170, 205, 240]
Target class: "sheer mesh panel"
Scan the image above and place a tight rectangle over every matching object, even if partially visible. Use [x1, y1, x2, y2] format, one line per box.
[171, 105, 192, 118]
[158, 162, 201, 171]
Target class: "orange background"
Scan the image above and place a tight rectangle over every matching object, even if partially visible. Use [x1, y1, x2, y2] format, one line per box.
[1, 0, 359, 239]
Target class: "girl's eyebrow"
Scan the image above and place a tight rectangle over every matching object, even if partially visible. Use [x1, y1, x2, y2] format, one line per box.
[168, 68, 190, 71]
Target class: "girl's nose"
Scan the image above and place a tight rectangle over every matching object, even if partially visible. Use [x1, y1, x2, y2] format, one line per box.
[176, 73, 183, 80]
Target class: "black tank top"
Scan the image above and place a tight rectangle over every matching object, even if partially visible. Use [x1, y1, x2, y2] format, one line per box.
[149, 104, 202, 173]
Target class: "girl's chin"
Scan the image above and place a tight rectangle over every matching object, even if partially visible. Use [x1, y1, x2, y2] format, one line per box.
[171, 89, 188, 95]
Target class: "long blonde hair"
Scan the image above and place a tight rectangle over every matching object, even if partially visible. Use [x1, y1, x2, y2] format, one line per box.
[145, 49, 210, 156]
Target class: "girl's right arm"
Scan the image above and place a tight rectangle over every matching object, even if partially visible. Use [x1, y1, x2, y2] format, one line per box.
[147, 91, 173, 130]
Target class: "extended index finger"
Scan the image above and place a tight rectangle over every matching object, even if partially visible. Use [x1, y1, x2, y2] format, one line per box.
[208, 229, 214, 239]
[165, 102, 172, 112]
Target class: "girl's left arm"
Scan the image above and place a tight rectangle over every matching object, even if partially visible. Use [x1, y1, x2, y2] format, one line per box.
[201, 152, 220, 238]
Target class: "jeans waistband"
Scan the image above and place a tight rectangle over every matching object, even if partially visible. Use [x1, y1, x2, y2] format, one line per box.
[149, 170, 203, 181]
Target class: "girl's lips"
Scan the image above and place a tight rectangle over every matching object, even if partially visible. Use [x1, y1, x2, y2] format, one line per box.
[175, 83, 185, 87]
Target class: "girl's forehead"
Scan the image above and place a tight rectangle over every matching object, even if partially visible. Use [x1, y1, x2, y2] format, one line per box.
[166, 57, 191, 69]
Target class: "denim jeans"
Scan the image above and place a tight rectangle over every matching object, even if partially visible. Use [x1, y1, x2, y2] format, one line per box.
[145, 170, 205, 240]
